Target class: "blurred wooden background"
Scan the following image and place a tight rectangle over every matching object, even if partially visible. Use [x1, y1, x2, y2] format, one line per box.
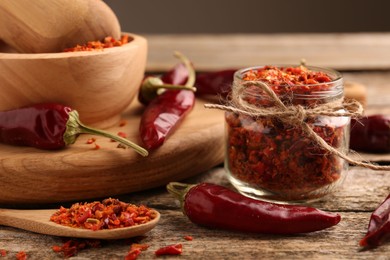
[104, 0, 390, 34]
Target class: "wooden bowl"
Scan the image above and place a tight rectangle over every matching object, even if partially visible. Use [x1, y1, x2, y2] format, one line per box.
[0, 32, 147, 128]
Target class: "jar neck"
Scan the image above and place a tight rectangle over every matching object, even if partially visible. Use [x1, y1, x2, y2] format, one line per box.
[233, 65, 344, 108]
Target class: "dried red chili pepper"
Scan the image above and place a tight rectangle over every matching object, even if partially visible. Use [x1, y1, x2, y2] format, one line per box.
[195, 69, 236, 97]
[167, 182, 341, 234]
[0, 249, 6, 257]
[155, 244, 183, 256]
[0, 103, 147, 156]
[50, 198, 157, 230]
[139, 53, 196, 150]
[360, 194, 390, 248]
[350, 115, 390, 153]
[138, 52, 196, 105]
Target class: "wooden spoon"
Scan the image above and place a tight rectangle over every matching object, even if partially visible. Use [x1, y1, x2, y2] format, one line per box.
[0, 0, 121, 53]
[0, 208, 160, 239]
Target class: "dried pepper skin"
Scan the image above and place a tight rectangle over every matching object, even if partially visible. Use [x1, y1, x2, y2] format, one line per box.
[139, 52, 196, 150]
[194, 69, 236, 97]
[360, 194, 390, 248]
[0, 103, 148, 156]
[0, 103, 70, 149]
[350, 115, 390, 153]
[167, 182, 341, 234]
[139, 90, 195, 150]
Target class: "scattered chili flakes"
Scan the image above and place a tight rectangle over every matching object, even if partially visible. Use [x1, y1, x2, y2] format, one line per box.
[117, 131, 127, 138]
[117, 143, 127, 149]
[119, 120, 127, 127]
[155, 244, 183, 256]
[111, 132, 127, 142]
[94, 143, 101, 150]
[16, 251, 27, 260]
[52, 239, 101, 258]
[0, 249, 6, 257]
[50, 198, 156, 231]
[86, 138, 96, 144]
[184, 235, 193, 241]
[125, 244, 149, 260]
[64, 35, 129, 52]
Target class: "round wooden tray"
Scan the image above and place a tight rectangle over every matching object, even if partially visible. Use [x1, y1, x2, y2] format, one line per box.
[0, 99, 224, 205]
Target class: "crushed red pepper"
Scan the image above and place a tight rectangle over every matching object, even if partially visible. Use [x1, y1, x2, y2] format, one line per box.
[52, 239, 101, 258]
[50, 198, 156, 230]
[86, 137, 96, 144]
[63, 35, 129, 52]
[16, 251, 27, 260]
[226, 65, 348, 200]
[0, 250, 6, 257]
[184, 235, 193, 241]
[125, 243, 149, 260]
[155, 244, 183, 256]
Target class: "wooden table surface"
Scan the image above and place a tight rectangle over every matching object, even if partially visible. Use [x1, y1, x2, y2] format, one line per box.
[1, 33, 390, 259]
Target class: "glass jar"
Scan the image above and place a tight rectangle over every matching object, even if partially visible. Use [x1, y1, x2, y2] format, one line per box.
[225, 65, 350, 203]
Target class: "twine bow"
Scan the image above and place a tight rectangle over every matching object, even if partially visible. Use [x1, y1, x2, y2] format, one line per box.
[205, 81, 390, 171]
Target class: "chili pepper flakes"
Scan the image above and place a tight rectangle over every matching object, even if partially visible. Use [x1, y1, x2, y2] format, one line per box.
[86, 137, 96, 144]
[125, 244, 149, 260]
[155, 244, 183, 256]
[16, 251, 27, 260]
[50, 198, 156, 230]
[63, 35, 129, 52]
[0, 250, 6, 257]
[184, 235, 193, 241]
[226, 65, 349, 201]
[52, 239, 101, 258]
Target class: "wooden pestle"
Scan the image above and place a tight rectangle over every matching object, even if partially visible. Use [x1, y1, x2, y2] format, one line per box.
[0, 0, 121, 53]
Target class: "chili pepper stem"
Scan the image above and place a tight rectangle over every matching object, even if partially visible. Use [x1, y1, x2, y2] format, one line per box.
[166, 182, 195, 207]
[148, 82, 197, 93]
[173, 51, 196, 88]
[64, 110, 148, 157]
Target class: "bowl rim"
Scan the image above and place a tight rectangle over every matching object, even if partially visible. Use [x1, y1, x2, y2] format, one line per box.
[0, 32, 146, 59]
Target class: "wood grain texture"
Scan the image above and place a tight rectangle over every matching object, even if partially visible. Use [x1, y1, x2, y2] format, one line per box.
[0, 208, 160, 240]
[0, 167, 388, 259]
[0, 98, 224, 204]
[145, 33, 390, 71]
[0, 0, 121, 53]
[0, 33, 147, 128]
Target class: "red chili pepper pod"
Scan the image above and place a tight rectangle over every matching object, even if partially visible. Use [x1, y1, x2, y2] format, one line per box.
[195, 69, 236, 97]
[138, 52, 196, 105]
[350, 115, 390, 153]
[359, 193, 390, 248]
[139, 90, 195, 150]
[167, 182, 341, 234]
[0, 103, 148, 156]
[139, 52, 196, 150]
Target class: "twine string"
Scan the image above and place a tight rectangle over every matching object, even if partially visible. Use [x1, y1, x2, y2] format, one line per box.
[205, 81, 390, 171]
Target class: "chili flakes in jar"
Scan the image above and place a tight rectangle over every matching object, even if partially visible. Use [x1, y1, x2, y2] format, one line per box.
[225, 65, 350, 202]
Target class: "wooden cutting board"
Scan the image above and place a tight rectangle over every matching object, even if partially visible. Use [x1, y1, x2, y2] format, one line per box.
[0, 98, 225, 205]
